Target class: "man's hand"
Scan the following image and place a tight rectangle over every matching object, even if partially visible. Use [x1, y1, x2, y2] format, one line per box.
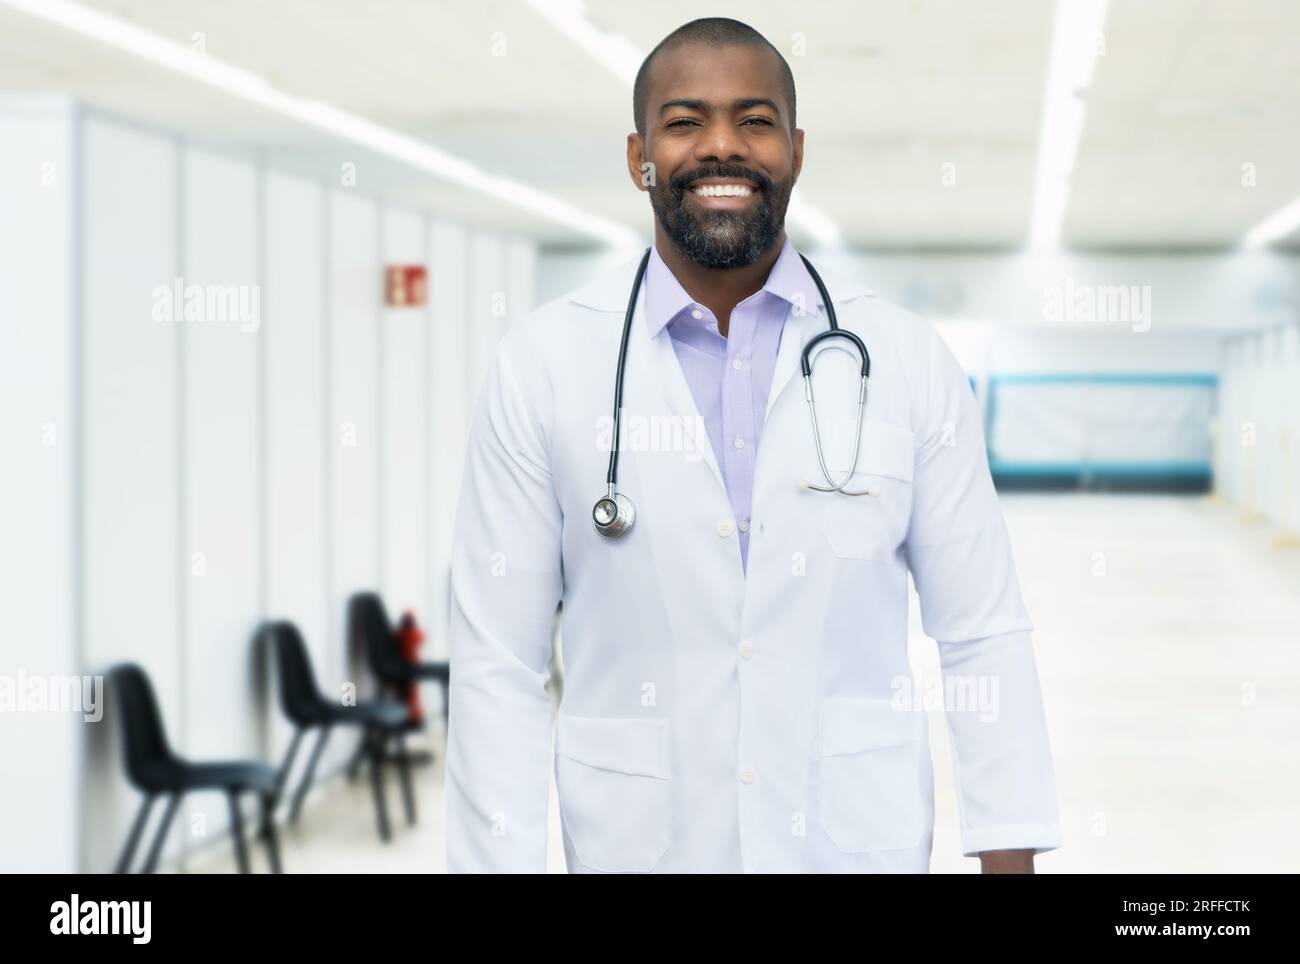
[979, 849, 1035, 874]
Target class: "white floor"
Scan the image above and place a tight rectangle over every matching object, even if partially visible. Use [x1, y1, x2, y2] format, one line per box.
[196, 494, 1300, 874]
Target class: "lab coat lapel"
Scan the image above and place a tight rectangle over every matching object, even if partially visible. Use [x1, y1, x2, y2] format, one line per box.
[764, 309, 819, 425]
[627, 281, 726, 492]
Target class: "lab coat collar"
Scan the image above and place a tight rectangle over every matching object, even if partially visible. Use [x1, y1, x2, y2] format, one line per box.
[567, 244, 875, 314]
[641, 235, 829, 338]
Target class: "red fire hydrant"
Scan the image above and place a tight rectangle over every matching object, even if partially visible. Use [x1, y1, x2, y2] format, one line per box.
[396, 610, 425, 723]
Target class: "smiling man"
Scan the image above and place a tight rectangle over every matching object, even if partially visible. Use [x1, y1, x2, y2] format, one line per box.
[445, 17, 1063, 874]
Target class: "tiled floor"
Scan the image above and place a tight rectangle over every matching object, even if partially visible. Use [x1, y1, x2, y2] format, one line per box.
[198, 494, 1300, 873]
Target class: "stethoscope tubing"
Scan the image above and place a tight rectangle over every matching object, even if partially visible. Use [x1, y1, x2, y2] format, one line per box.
[594, 246, 874, 536]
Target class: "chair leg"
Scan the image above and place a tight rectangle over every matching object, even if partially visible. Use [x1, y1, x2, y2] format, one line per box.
[395, 731, 416, 826]
[345, 733, 367, 782]
[366, 727, 391, 842]
[227, 790, 250, 874]
[259, 792, 283, 874]
[141, 793, 182, 874]
[272, 729, 303, 807]
[115, 795, 154, 874]
[289, 726, 331, 825]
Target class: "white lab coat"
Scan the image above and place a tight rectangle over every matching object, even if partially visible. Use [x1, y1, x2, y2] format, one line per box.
[444, 252, 1063, 873]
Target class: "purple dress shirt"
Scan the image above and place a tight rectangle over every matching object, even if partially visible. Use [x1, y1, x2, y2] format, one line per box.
[643, 235, 818, 572]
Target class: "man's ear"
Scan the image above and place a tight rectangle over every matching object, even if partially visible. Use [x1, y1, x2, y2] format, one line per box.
[627, 133, 650, 192]
[791, 127, 805, 185]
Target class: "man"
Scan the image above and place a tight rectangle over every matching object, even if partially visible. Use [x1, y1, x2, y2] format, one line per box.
[445, 17, 1063, 873]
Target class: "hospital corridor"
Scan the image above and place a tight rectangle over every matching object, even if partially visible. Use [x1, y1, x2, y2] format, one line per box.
[173, 494, 1300, 875]
[1, 0, 1299, 890]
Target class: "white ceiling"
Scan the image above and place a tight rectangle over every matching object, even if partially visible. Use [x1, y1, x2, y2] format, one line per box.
[1, 0, 1297, 250]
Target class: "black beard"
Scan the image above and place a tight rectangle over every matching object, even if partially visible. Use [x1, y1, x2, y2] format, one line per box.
[648, 165, 791, 269]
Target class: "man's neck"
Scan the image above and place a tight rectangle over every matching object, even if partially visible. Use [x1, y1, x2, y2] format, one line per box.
[654, 228, 785, 337]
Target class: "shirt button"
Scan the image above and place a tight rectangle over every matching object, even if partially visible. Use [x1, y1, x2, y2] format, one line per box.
[731, 358, 744, 371]
[739, 767, 757, 785]
[733, 436, 745, 449]
[738, 519, 750, 533]
[691, 308, 703, 319]
[716, 520, 735, 538]
[739, 639, 754, 659]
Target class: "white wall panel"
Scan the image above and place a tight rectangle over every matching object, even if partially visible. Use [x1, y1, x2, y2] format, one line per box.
[1219, 326, 1300, 527]
[80, 117, 180, 872]
[180, 147, 261, 849]
[327, 191, 380, 700]
[263, 171, 328, 761]
[380, 208, 428, 619]
[427, 218, 471, 658]
[0, 101, 77, 872]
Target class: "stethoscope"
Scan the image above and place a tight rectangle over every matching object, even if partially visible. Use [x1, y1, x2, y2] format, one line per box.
[593, 246, 873, 539]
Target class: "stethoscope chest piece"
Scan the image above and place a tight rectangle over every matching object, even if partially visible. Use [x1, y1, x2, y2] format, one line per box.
[592, 489, 635, 538]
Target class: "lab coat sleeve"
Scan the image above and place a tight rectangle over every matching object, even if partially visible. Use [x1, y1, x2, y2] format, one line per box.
[445, 328, 562, 873]
[902, 322, 1064, 858]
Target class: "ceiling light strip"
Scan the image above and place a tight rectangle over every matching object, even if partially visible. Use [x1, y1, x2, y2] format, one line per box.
[1, 0, 641, 249]
[1029, 0, 1110, 247]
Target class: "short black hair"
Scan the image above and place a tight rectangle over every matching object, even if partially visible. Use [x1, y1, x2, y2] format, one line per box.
[632, 18, 796, 139]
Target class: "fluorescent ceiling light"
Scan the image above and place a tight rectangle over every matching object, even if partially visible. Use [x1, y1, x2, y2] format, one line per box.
[525, 0, 845, 249]
[1242, 195, 1300, 248]
[524, 0, 641, 86]
[1, 0, 641, 250]
[1028, 0, 1109, 247]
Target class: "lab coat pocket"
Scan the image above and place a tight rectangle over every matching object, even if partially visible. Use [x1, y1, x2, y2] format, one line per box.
[819, 697, 925, 852]
[554, 713, 672, 872]
[820, 421, 915, 562]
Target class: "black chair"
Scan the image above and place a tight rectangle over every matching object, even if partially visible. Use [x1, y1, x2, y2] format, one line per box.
[350, 591, 450, 726]
[110, 663, 281, 874]
[343, 592, 448, 782]
[265, 620, 414, 841]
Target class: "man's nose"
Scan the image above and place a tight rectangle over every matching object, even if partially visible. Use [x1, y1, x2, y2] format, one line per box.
[694, 118, 749, 162]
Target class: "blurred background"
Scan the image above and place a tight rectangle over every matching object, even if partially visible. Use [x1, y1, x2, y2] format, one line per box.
[1, 0, 1298, 874]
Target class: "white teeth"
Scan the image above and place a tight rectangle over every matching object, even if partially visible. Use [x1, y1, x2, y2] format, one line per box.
[692, 184, 753, 197]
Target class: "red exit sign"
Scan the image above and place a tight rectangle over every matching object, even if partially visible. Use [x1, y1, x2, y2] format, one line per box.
[385, 265, 427, 307]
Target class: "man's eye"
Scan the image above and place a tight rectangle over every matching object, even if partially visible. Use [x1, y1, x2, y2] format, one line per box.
[666, 119, 697, 128]
[744, 117, 775, 126]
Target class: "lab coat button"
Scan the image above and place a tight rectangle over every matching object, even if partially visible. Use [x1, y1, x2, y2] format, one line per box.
[739, 640, 754, 659]
[716, 520, 735, 538]
[739, 767, 757, 785]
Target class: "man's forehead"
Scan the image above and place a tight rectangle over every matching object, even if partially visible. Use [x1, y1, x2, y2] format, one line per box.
[651, 43, 786, 103]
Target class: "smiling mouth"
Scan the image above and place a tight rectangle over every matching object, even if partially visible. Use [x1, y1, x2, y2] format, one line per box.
[688, 180, 758, 198]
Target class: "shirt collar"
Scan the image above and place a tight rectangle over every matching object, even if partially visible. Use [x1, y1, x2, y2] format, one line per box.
[643, 234, 822, 338]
